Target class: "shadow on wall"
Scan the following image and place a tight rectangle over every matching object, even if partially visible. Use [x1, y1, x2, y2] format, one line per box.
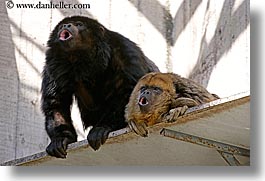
[129, 0, 249, 88]
[1, 18, 48, 163]
[9, 20, 42, 78]
[188, 0, 249, 87]
[6, 0, 249, 97]
[4, 10, 49, 163]
[0, 5, 19, 162]
[129, 0, 202, 46]
[8, 19, 43, 106]
[11, 0, 249, 90]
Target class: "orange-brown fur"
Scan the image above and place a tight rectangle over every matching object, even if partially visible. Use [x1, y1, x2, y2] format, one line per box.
[125, 72, 219, 136]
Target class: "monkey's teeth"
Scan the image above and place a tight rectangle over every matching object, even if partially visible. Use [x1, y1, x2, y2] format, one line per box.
[139, 97, 148, 106]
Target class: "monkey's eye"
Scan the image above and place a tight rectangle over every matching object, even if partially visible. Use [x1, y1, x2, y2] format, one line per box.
[75, 21, 84, 27]
[58, 24, 63, 30]
[140, 86, 147, 92]
[153, 86, 162, 94]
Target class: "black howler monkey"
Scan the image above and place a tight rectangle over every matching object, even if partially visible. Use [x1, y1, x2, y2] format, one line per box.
[125, 72, 219, 137]
[41, 16, 159, 158]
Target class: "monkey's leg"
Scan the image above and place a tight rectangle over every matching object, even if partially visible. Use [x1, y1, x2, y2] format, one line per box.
[45, 111, 77, 158]
[87, 95, 128, 151]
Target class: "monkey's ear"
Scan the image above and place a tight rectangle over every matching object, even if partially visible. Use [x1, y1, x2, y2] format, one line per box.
[99, 26, 105, 36]
[171, 74, 184, 94]
[173, 81, 186, 95]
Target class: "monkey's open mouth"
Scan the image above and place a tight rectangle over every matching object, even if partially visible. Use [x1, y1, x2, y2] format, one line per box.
[138, 96, 148, 106]
[59, 30, 73, 41]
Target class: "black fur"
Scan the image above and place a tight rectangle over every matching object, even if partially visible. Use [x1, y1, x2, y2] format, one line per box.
[41, 16, 159, 158]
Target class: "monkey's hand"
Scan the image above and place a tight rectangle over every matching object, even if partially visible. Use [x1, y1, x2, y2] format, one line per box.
[163, 105, 189, 123]
[128, 120, 148, 137]
[87, 126, 112, 151]
[160, 97, 198, 123]
[46, 131, 76, 159]
[127, 97, 198, 137]
[163, 97, 198, 123]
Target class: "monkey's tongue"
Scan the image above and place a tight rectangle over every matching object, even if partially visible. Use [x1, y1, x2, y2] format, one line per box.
[59, 30, 72, 41]
[139, 96, 148, 106]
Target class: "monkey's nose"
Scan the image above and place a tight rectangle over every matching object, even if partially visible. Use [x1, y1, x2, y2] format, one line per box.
[138, 96, 149, 106]
[63, 23, 72, 28]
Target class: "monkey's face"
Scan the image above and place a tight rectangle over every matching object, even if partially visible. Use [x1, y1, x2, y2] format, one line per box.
[48, 16, 105, 51]
[125, 73, 176, 136]
[57, 21, 86, 49]
[136, 74, 175, 116]
[138, 85, 164, 113]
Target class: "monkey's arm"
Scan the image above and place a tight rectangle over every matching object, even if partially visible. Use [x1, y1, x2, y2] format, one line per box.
[162, 75, 219, 123]
[127, 97, 198, 137]
[171, 97, 199, 108]
[87, 88, 127, 150]
[41, 70, 77, 158]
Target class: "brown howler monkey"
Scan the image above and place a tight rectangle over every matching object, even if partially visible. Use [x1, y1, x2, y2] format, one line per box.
[41, 16, 159, 158]
[125, 72, 219, 137]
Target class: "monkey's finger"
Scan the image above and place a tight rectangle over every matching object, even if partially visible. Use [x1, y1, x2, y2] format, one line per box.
[128, 121, 141, 135]
[101, 129, 110, 145]
[128, 121, 134, 132]
[46, 140, 67, 159]
[53, 148, 66, 159]
[128, 121, 143, 136]
[87, 129, 101, 151]
[167, 108, 181, 123]
[61, 138, 69, 155]
[46, 145, 55, 157]
[169, 108, 181, 122]
[87, 127, 111, 151]
[136, 122, 148, 137]
[95, 127, 106, 146]
[180, 105, 188, 115]
[128, 121, 148, 137]
[167, 105, 189, 123]
[88, 135, 100, 151]
[55, 139, 67, 158]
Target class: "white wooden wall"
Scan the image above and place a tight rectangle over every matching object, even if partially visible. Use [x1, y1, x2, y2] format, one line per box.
[0, 0, 249, 163]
